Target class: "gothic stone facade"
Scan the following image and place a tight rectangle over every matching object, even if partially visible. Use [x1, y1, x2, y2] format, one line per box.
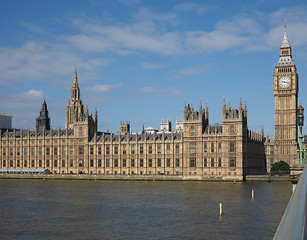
[0, 67, 266, 180]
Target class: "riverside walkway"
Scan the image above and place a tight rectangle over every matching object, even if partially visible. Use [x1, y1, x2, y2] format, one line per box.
[273, 165, 307, 240]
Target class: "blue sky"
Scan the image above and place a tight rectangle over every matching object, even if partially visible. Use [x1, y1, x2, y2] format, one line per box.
[1, 0, 307, 136]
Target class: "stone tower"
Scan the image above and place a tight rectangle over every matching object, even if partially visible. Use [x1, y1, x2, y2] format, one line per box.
[36, 100, 51, 130]
[182, 100, 209, 175]
[120, 121, 130, 134]
[273, 21, 298, 166]
[65, 66, 84, 130]
[65, 66, 98, 139]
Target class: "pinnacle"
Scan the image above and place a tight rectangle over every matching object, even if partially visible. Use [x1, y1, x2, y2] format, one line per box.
[280, 19, 290, 48]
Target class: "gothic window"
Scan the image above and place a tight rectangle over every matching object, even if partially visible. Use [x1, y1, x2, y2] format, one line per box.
[90, 159, 94, 167]
[190, 143, 196, 153]
[166, 159, 171, 167]
[157, 145, 161, 154]
[97, 159, 101, 167]
[211, 143, 214, 153]
[229, 125, 235, 134]
[148, 159, 152, 167]
[78, 146, 84, 155]
[62, 147, 66, 155]
[204, 143, 207, 153]
[98, 146, 101, 155]
[211, 158, 214, 167]
[62, 160, 66, 167]
[79, 159, 84, 167]
[106, 146, 110, 155]
[54, 147, 58, 155]
[70, 147, 74, 155]
[131, 159, 135, 167]
[114, 159, 118, 167]
[90, 146, 94, 155]
[105, 159, 110, 167]
[131, 145, 135, 154]
[46, 147, 50, 156]
[122, 145, 126, 155]
[218, 158, 222, 167]
[148, 145, 152, 154]
[157, 159, 161, 167]
[218, 143, 222, 153]
[38, 147, 42, 156]
[189, 158, 196, 167]
[176, 144, 180, 154]
[114, 145, 118, 155]
[140, 159, 144, 167]
[47, 160, 50, 167]
[204, 158, 207, 167]
[122, 159, 126, 167]
[166, 144, 171, 154]
[140, 145, 144, 154]
[229, 142, 236, 153]
[190, 127, 195, 136]
[229, 157, 236, 167]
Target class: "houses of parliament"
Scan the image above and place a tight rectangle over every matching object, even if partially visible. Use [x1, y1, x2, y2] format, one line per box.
[0, 24, 301, 180]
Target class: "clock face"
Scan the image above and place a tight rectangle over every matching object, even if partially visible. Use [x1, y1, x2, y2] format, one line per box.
[279, 76, 291, 88]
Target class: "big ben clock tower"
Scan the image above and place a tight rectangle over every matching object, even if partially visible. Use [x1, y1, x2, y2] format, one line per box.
[274, 21, 298, 166]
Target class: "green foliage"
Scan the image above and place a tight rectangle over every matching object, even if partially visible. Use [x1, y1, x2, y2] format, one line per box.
[270, 160, 290, 174]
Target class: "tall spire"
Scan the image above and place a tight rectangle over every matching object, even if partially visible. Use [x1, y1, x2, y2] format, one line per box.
[199, 98, 202, 114]
[222, 98, 226, 112]
[280, 19, 290, 48]
[74, 65, 78, 84]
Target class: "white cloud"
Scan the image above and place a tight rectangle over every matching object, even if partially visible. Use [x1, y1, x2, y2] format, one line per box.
[141, 86, 155, 94]
[0, 40, 110, 86]
[85, 83, 122, 92]
[16, 90, 45, 101]
[0, 90, 45, 129]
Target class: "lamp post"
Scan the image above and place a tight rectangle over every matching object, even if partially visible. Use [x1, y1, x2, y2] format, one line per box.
[297, 103, 305, 164]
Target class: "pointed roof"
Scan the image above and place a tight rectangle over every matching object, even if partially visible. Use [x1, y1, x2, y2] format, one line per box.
[73, 65, 78, 84]
[42, 100, 48, 112]
[280, 19, 291, 48]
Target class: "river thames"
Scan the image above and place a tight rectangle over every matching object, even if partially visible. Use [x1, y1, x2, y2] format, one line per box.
[0, 179, 291, 240]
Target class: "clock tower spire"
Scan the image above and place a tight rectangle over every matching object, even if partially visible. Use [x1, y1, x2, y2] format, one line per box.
[273, 20, 299, 166]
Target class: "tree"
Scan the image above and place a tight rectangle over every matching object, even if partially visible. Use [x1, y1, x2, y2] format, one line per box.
[270, 160, 290, 174]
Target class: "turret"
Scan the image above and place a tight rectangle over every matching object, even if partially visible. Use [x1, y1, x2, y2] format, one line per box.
[36, 100, 51, 131]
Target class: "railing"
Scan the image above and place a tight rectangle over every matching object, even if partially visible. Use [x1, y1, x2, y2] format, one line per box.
[273, 166, 307, 240]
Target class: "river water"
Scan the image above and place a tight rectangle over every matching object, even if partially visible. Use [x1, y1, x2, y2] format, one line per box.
[0, 179, 291, 240]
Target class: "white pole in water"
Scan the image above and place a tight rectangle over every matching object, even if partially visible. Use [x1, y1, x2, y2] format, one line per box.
[219, 203, 223, 216]
[252, 189, 254, 199]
